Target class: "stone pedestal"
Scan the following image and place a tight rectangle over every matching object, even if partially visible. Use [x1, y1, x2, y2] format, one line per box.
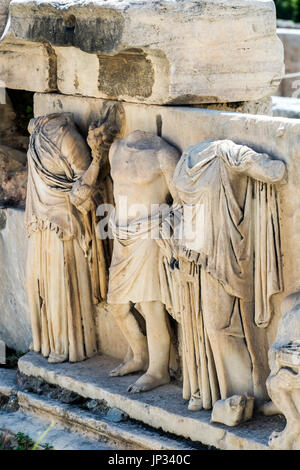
[18, 351, 286, 450]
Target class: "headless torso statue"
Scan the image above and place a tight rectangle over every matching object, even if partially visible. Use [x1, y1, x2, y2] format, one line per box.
[168, 140, 286, 416]
[25, 109, 118, 363]
[107, 130, 180, 393]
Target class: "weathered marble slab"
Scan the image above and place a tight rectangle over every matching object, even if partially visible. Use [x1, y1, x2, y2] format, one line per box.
[18, 351, 286, 450]
[0, 208, 31, 352]
[0, 41, 56, 93]
[0, 0, 284, 104]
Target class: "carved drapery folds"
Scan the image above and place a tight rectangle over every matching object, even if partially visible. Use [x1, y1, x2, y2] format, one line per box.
[25, 116, 287, 430]
[25, 106, 122, 363]
[159, 139, 286, 416]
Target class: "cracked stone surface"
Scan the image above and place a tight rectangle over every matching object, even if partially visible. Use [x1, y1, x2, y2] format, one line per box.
[0, 0, 284, 104]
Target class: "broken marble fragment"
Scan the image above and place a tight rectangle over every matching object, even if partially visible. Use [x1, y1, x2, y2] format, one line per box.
[211, 395, 255, 427]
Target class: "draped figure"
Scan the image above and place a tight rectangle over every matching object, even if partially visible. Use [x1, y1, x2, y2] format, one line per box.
[159, 140, 286, 410]
[25, 112, 111, 363]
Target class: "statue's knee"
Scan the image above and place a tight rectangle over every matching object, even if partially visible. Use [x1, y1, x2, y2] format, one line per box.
[140, 301, 165, 319]
[110, 304, 130, 320]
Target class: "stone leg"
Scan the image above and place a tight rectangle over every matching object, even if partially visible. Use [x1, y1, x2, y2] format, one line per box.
[128, 301, 171, 393]
[109, 303, 148, 377]
[26, 233, 47, 357]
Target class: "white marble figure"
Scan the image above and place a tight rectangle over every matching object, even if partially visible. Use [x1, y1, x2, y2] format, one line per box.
[160, 139, 286, 416]
[25, 110, 117, 363]
[107, 130, 180, 393]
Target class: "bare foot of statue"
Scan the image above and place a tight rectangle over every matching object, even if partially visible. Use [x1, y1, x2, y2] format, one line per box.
[48, 352, 68, 364]
[188, 394, 203, 411]
[127, 371, 170, 393]
[110, 357, 148, 377]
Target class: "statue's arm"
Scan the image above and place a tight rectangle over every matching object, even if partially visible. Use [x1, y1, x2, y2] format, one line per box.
[158, 145, 181, 205]
[60, 127, 92, 176]
[218, 140, 287, 184]
[67, 124, 116, 212]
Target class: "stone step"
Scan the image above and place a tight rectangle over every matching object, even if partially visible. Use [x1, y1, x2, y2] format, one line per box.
[18, 392, 194, 451]
[0, 369, 112, 449]
[18, 352, 287, 450]
[0, 368, 197, 450]
[0, 410, 113, 450]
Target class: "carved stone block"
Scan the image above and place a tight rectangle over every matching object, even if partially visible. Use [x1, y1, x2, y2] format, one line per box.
[0, 0, 284, 104]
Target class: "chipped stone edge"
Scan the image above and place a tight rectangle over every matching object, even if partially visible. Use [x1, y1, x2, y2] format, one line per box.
[17, 391, 188, 451]
[18, 355, 269, 450]
[0, 370, 18, 396]
[0, 368, 190, 450]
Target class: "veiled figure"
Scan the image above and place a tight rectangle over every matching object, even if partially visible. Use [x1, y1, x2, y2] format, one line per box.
[25, 113, 110, 363]
[160, 140, 286, 410]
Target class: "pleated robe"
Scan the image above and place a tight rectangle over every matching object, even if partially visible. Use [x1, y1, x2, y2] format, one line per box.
[25, 114, 106, 363]
[160, 140, 284, 407]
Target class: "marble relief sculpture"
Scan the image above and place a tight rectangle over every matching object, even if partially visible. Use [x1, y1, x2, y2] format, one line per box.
[25, 110, 118, 363]
[24, 114, 288, 431]
[159, 140, 286, 417]
[107, 130, 180, 393]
